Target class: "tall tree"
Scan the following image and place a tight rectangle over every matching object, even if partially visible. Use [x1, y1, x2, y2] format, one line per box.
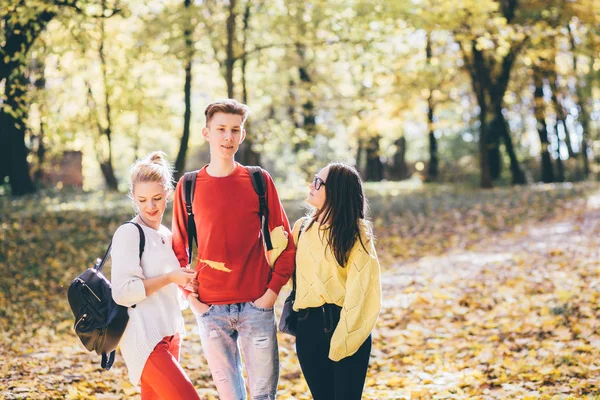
[0, 66, 35, 195]
[1, 1, 55, 194]
[94, 6, 119, 191]
[548, 48, 575, 159]
[425, 32, 439, 182]
[0, 0, 119, 195]
[201, 0, 264, 166]
[238, 0, 260, 166]
[457, 0, 527, 187]
[174, 0, 194, 179]
[532, 63, 555, 183]
[28, 48, 48, 185]
[365, 135, 384, 181]
[567, 22, 591, 178]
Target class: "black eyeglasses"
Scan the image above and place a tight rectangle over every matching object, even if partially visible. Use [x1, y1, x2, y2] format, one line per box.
[313, 176, 326, 190]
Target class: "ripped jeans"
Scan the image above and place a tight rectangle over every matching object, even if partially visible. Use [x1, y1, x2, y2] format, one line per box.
[195, 302, 279, 400]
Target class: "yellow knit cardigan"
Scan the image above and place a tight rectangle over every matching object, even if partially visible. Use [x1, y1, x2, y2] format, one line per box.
[292, 217, 382, 361]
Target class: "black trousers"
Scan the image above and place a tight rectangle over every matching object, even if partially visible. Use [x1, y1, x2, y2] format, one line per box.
[296, 304, 372, 400]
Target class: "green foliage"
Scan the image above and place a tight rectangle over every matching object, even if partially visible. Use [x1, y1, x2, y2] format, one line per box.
[0, 0, 598, 190]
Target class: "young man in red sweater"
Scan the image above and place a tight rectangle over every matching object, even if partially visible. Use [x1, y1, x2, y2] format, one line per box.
[172, 99, 295, 400]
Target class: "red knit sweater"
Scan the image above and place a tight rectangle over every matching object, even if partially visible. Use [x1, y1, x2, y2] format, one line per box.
[172, 163, 295, 304]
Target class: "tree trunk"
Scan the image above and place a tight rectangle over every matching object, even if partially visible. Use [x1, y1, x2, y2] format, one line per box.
[553, 118, 565, 182]
[0, 70, 35, 195]
[225, 0, 236, 99]
[493, 104, 526, 184]
[97, 13, 118, 191]
[477, 109, 493, 189]
[300, 55, 315, 141]
[31, 53, 47, 184]
[34, 115, 46, 184]
[133, 77, 143, 163]
[294, 42, 315, 152]
[568, 23, 591, 178]
[237, 1, 260, 166]
[0, 9, 55, 195]
[389, 136, 408, 180]
[533, 69, 554, 183]
[487, 117, 502, 180]
[356, 137, 364, 175]
[489, 46, 525, 184]
[426, 127, 438, 182]
[133, 111, 141, 163]
[86, 81, 119, 190]
[549, 86, 575, 159]
[99, 161, 119, 189]
[549, 43, 575, 158]
[365, 135, 384, 181]
[425, 32, 438, 182]
[462, 0, 523, 187]
[464, 42, 492, 188]
[175, 0, 194, 179]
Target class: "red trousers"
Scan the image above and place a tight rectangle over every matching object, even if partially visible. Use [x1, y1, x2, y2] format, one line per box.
[140, 334, 201, 400]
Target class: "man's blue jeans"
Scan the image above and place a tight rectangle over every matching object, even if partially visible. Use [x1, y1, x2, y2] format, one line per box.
[195, 302, 279, 400]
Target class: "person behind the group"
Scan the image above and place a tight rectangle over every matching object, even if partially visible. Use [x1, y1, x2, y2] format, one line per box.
[111, 151, 201, 400]
[171, 99, 295, 400]
[292, 162, 381, 400]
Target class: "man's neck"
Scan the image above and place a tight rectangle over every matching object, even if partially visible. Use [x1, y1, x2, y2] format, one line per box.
[206, 158, 237, 177]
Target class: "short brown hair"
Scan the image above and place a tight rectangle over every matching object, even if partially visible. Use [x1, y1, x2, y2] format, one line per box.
[204, 99, 249, 127]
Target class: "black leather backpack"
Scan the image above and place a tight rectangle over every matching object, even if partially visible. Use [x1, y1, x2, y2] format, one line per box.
[67, 222, 145, 370]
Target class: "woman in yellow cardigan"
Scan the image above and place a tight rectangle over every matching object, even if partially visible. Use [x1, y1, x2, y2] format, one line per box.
[292, 162, 381, 400]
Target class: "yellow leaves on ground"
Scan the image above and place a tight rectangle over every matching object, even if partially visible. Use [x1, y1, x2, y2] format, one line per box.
[1, 185, 600, 398]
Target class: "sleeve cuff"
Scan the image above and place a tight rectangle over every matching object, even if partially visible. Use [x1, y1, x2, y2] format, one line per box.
[267, 279, 284, 295]
[328, 343, 348, 362]
[114, 278, 147, 307]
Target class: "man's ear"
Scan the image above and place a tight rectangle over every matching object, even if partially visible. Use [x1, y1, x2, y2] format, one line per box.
[239, 128, 246, 144]
[202, 126, 210, 141]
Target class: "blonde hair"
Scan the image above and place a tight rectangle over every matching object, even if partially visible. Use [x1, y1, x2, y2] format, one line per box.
[128, 151, 175, 197]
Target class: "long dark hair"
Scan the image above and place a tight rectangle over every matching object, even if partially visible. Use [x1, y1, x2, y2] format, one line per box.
[307, 163, 371, 267]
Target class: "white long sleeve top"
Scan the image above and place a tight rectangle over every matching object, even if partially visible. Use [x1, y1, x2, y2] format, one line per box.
[110, 216, 186, 384]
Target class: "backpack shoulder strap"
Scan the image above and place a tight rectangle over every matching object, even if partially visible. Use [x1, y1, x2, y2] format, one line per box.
[247, 166, 264, 191]
[101, 351, 116, 370]
[291, 218, 309, 292]
[122, 221, 146, 310]
[183, 171, 199, 211]
[95, 221, 145, 272]
[246, 166, 273, 251]
[182, 171, 199, 265]
[125, 221, 145, 259]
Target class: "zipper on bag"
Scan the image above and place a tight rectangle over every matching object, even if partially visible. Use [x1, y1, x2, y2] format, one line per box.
[75, 313, 87, 330]
[77, 278, 101, 302]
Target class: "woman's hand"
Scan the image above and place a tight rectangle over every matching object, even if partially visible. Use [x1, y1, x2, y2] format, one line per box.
[188, 293, 210, 315]
[168, 268, 196, 286]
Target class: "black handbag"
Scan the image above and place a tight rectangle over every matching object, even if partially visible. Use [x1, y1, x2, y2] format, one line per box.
[278, 219, 307, 336]
[279, 283, 298, 336]
[67, 222, 144, 370]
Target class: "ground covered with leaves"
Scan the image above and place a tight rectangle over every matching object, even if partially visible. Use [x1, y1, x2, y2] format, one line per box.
[1, 183, 599, 399]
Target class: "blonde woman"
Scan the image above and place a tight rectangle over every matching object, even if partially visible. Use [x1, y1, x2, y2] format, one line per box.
[111, 151, 201, 399]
